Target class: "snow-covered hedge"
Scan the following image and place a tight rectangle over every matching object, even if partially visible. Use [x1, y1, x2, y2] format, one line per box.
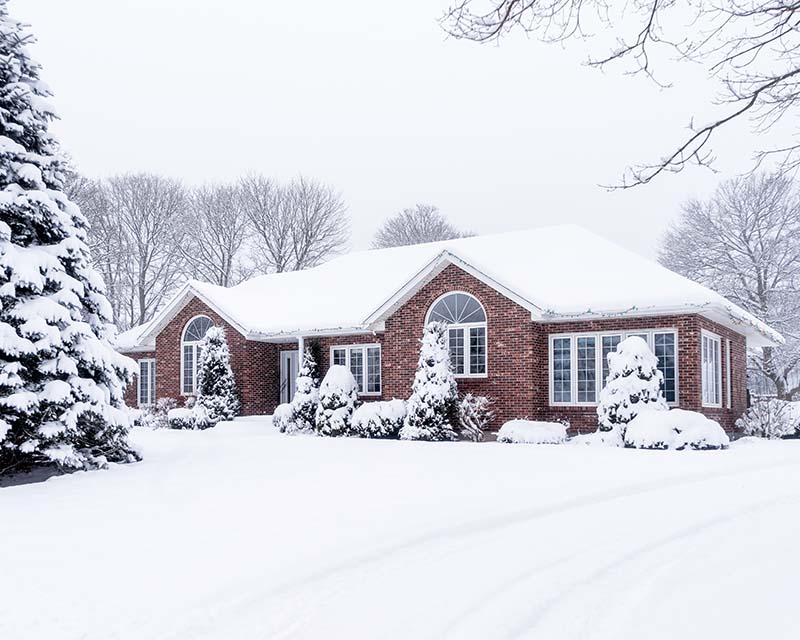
[736, 400, 800, 439]
[272, 403, 295, 433]
[315, 365, 359, 437]
[457, 394, 493, 442]
[497, 420, 567, 445]
[167, 406, 211, 431]
[350, 399, 406, 438]
[624, 409, 729, 450]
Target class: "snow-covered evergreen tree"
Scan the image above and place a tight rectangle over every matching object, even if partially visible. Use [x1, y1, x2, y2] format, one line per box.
[194, 326, 239, 425]
[0, 4, 137, 472]
[597, 336, 667, 441]
[400, 321, 459, 441]
[315, 365, 358, 437]
[288, 347, 318, 434]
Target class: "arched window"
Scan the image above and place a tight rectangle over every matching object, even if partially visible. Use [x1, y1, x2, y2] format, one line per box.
[181, 316, 213, 394]
[426, 292, 487, 376]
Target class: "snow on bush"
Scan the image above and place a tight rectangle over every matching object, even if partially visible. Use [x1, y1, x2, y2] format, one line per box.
[624, 409, 730, 450]
[350, 399, 406, 439]
[0, 10, 137, 472]
[272, 403, 296, 433]
[315, 365, 359, 437]
[736, 400, 800, 439]
[289, 347, 319, 434]
[400, 322, 459, 442]
[195, 327, 239, 426]
[497, 420, 567, 445]
[167, 406, 211, 431]
[457, 393, 493, 442]
[597, 336, 668, 442]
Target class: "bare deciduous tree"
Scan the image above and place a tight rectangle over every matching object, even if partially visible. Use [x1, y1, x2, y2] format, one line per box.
[660, 172, 800, 399]
[371, 204, 469, 249]
[444, 2, 800, 187]
[241, 174, 349, 272]
[181, 184, 251, 287]
[105, 173, 189, 329]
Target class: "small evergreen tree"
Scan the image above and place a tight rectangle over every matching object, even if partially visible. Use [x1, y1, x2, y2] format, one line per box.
[0, 3, 137, 473]
[288, 347, 319, 434]
[315, 365, 358, 437]
[194, 326, 239, 425]
[400, 321, 459, 441]
[597, 336, 667, 441]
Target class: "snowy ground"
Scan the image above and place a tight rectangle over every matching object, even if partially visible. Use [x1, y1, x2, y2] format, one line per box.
[2, 418, 799, 640]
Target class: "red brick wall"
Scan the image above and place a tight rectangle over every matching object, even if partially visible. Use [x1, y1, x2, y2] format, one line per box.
[126, 297, 280, 415]
[122, 265, 749, 433]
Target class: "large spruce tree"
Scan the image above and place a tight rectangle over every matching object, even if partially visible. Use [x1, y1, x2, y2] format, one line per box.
[195, 326, 239, 425]
[0, 2, 137, 473]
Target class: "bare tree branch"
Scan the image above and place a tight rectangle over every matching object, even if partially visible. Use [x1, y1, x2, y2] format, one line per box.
[371, 204, 471, 249]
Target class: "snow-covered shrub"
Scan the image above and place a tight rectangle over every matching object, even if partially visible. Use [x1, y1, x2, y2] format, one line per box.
[400, 322, 459, 442]
[194, 327, 239, 426]
[350, 399, 406, 438]
[272, 403, 296, 433]
[153, 398, 178, 429]
[167, 406, 212, 431]
[624, 409, 729, 450]
[456, 393, 493, 442]
[497, 420, 567, 444]
[315, 365, 359, 437]
[290, 347, 319, 434]
[597, 336, 667, 442]
[736, 400, 800, 439]
[0, 10, 137, 472]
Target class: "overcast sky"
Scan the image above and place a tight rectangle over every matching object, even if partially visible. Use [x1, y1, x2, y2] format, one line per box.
[20, 0, 772, 258]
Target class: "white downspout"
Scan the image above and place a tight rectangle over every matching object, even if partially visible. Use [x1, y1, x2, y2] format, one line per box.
[297, 335, 305, 362]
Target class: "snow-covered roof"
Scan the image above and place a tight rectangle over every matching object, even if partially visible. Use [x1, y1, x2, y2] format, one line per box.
[115, 224, 782, 351]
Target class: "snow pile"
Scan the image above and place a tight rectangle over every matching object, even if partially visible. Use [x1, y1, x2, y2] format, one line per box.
[457, 393, 493, 442]
[350, 399, 406, 438]
[194, 327, 239, 425]
[289, 347, 319, 434]
[597, 336, 668, 443]
[315, 365, 359, 437]
[624, 409, 730, 450]
[736, 400, 800, 439]
[400, 322, 459, 441]
[497, 420, 567, 445]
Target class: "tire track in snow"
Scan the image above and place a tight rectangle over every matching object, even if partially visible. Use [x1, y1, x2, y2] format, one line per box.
[156, 457, 800, 640]
[501, 492, 800, 640]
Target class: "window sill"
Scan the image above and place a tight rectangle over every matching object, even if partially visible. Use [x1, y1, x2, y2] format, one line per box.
[454, 374, 488, 380]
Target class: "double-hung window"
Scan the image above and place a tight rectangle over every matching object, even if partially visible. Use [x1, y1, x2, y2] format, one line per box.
[138, 359, 156, 407]
[330, 344, 381, 395]
[427, 292, 487, 377]
[701, 331, 722, 407]
[550, 329, 678, 405]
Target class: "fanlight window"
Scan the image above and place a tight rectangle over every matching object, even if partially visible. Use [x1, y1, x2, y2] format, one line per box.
[426, 292, 487, 377]
[428, 292, 486, 325]
[182, 316, 214, 394]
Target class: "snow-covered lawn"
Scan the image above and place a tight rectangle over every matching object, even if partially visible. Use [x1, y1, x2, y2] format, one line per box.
[3, 418, 800, 640]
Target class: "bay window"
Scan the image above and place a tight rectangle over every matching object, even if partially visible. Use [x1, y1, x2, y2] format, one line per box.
[330, 344, 381, 395]
[427, 292, 487, 377]
[550, 329, 678, 405]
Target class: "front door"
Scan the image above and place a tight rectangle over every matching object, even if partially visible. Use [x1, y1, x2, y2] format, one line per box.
[280, 350, 299, 404]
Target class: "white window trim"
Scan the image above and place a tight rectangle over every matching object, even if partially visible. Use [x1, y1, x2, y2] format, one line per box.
[425, 291, 488, 379]
[329, 343, 382, 396]
[701, 329, 723, 408]
[548, 329, 679, 407]
[137, 358, 156, 408]
[725, 338, 732, 410]
[180, 315, 212, 396]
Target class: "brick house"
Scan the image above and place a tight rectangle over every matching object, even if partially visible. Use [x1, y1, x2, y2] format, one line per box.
[116, 225, 781, 433]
